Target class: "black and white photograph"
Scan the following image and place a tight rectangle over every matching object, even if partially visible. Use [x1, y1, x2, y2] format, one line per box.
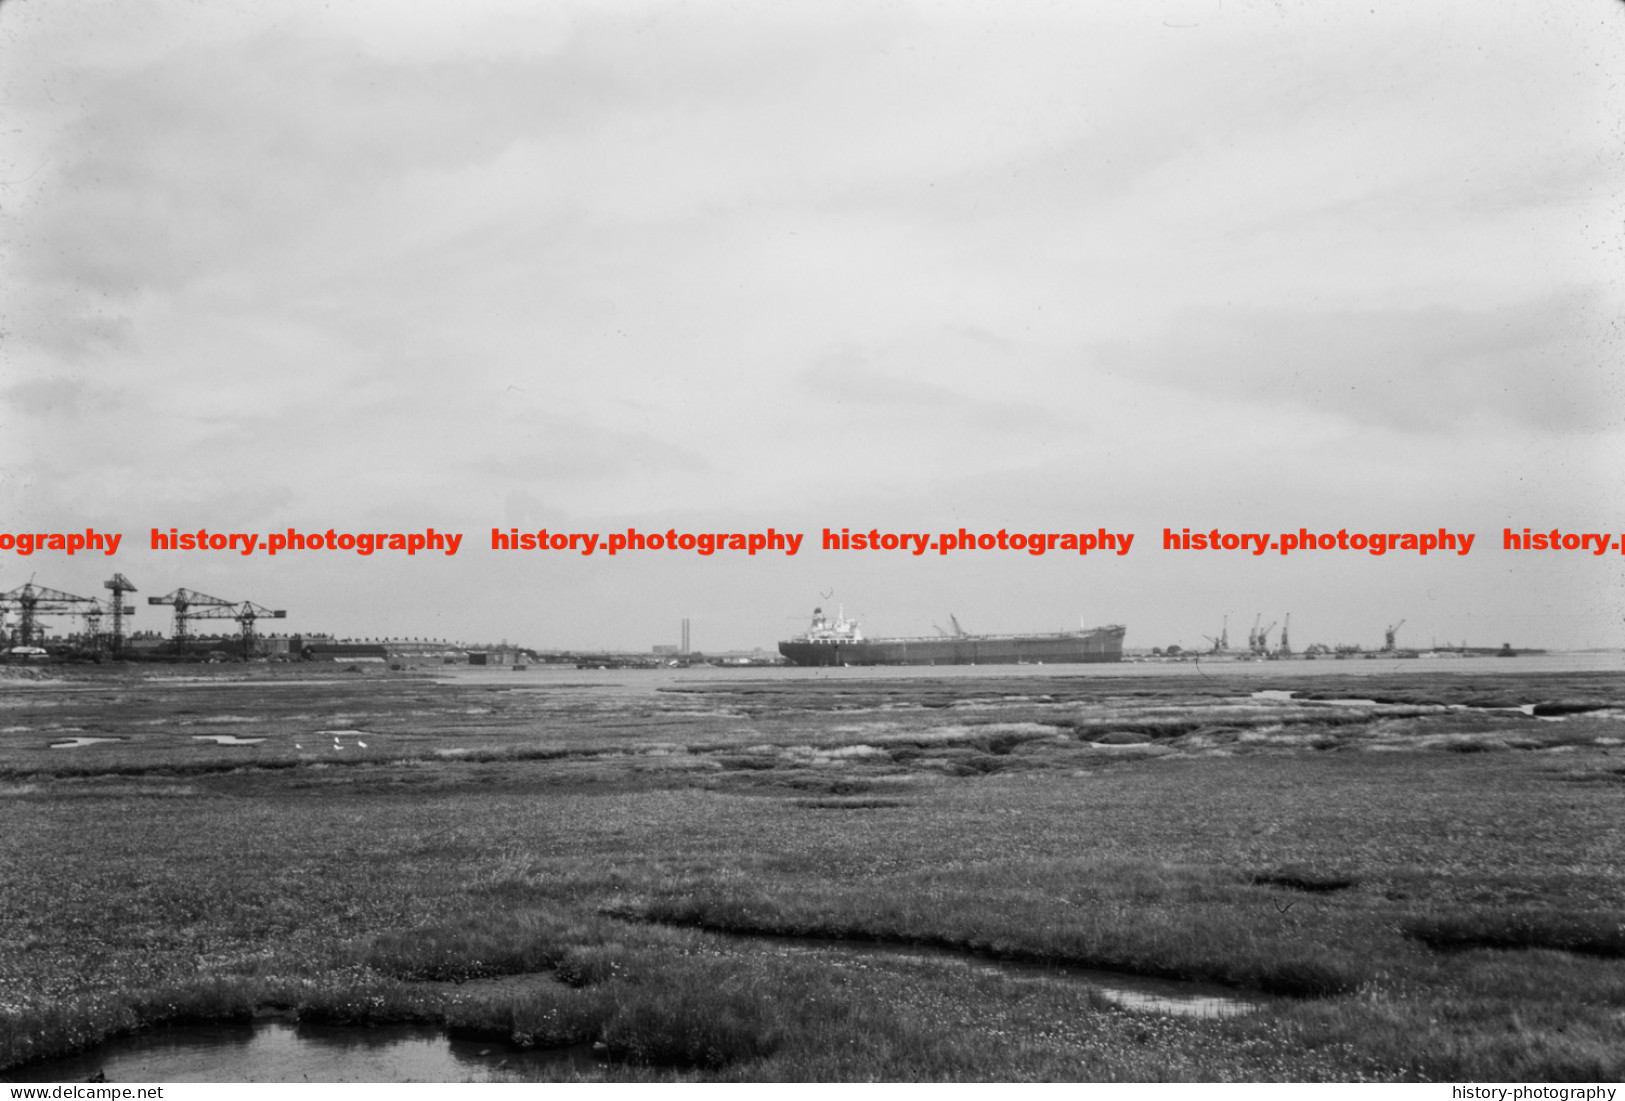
[1, 0, 1622, 1087]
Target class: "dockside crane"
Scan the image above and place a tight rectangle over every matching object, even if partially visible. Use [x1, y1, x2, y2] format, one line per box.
[147, 588, 287, 657]
[1255, 621, 1277, 654]
[0, 581, 100, 647]
[224, 600, 287, 657]
[148, 588, 235, 644]
[1383, 619, 1406, 652]
[104, 574, 136, 653]
[80, 600, 105, 648]
[1247, 614, 1261, 651]
[1278, 613, 1292, 657]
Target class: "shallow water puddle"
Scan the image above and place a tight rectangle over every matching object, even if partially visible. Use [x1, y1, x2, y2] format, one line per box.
[6, 1019, 601, 1083]
[48, 737, 123, 749]
[747, 935, 1259, 1017]
[1250, 690, 1380, 707]
[1252, 691, 1572, 720]
[1442, 704, 1577, 726]
[973, 958, 1256, 1016]
[191, 735, 265, 745]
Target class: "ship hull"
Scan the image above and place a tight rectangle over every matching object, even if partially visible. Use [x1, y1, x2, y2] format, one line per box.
[779, 627, 1126, 667]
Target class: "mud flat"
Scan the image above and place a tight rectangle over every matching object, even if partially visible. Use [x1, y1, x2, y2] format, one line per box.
[1, 663, 1622, 1081]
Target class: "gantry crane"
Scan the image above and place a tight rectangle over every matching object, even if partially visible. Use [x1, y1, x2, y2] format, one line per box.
[147, 588, 234, 644]
[79, 600, 106, 649]
[104, 574, 137, 653]
[223, 600, 287, 657]
[76, 597, 137, 652]
[1277, 613, 1292, 656]
[1383, 619, 1406, 652]
[0, 581, 100, 648]
[147, 588, 286, 657]
[1254, 621, 1277, 654]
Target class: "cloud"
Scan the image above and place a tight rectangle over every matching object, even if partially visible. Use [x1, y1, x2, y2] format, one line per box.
[464, 421, 710, 482]
[4, 378, 91, 418]
[1098, 287, 1617, 434]
[800, 348, 956, 408]
[2, 0, 1620, 649]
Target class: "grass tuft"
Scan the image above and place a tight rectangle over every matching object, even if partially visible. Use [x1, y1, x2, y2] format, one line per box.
[438, 984, 614, 1048]
[600, 969, 784, 1069]
[0, 979, 262, 1072]
[1247, 955, 1365, 997]
[553, 944, 630, 988]
[366, 907, 613, 982]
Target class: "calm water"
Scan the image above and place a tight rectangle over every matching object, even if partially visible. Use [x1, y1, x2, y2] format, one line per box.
[5, 1020, 600, 1083]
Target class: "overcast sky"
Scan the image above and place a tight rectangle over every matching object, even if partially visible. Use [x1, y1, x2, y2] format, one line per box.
[2, 0, 1621, 652]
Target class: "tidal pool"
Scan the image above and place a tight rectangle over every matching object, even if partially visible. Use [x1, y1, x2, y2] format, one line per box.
[746, 935, 1260, 1018]
[5, 1019, 601, 1083]
[1250, 690, 1580, 720]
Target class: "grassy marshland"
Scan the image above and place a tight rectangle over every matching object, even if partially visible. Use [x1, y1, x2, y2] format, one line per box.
[1, 665, 1622, 1080]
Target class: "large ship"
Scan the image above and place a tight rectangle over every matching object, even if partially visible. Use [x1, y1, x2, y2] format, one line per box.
[778, 606, 1126, 667]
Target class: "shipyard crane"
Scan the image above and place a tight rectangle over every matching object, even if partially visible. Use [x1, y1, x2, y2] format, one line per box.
[104, 573, 137, 653]
[1383, 620, 1406, 652]
[147, 589, 286, 656]
[949, 614, 966, 638]
[1255, 621, 1277, 654]
[222, 601, 287, 657]
[0, 581, 100, 648]
[73, 604, 133, 656]
[148, 588, 235, 644]
[1220, 615, 1230, 651]
[1277, 613, 1292, 656]
[1247, 614, 1262, 651]
[75, 599, 135, 652]
[79, 600, 105, 649]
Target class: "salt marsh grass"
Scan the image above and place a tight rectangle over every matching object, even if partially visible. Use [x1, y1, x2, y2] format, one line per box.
[1, 664, 1622, 1080]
